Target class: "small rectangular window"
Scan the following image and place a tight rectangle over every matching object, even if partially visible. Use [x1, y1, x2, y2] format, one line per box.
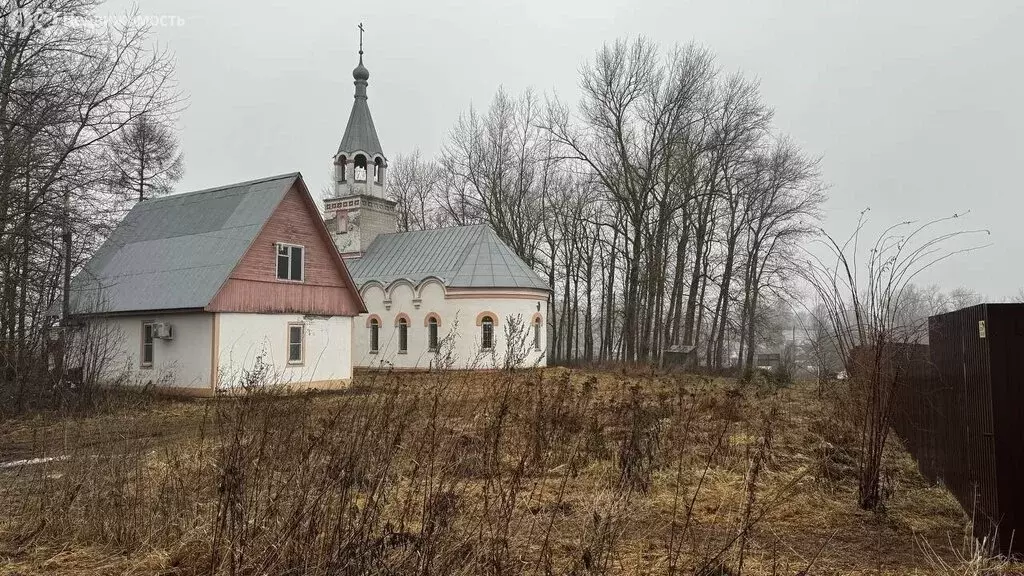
[398, 321, 408, 354]
[482, 322, 494, 350]
[288, 323, 304, 364]
[141, 322, 154, 367]
[276, 244, 304, 281]
[534, 322, 542, 351]
[370, 322, 379, 354]
[428, 322, 438, 352]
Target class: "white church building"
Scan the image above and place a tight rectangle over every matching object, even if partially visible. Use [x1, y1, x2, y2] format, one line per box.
[323, 48, 550, 370]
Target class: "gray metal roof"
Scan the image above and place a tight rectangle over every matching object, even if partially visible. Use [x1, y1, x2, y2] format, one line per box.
[345, 225, 549, 291]
[337, 56, 384, 159]
[69, 173, 300, 315]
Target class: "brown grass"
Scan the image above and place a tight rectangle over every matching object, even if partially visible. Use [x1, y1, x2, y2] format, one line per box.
[0, 368, 1000, 575]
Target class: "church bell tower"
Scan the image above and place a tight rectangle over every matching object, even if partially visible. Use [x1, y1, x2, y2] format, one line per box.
[324, 25, 397, 256]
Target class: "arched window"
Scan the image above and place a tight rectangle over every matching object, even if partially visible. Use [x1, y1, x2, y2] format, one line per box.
[398, 317, 408, 353]
[354, 154, 367, 182]
[337, 155, 347, 182]
[373, 157, 383, 184]
[369, 318, 379, 353]
[533, 316, 542, 351]
[481, 315, 494, 350]
[428, 316, 439, 351]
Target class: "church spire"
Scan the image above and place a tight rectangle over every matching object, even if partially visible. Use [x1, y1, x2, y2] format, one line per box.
[337, 22, 383, 160]
[325, 23, 397, 255]
[352, 23, 369, 96]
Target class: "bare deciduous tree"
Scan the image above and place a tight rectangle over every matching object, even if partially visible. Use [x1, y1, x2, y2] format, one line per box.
[404, 36, 827, 368]
[440, 88, 545, 266]
[801, 213, 988, 509]
[388, 148, 441, 231]
[106, 112, 184, 202]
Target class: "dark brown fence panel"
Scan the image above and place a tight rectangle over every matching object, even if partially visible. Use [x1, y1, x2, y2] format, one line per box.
[888, 304, 1023, 554]
[983, 304, 1024, 552]
[928, 305, 1002, 547]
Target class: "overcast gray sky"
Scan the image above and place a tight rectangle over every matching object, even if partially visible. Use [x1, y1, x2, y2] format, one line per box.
[106, 0, 1024, 298]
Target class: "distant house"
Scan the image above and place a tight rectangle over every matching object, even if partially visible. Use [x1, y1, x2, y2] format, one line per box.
[321, 49, 550, 369]
[67, 173, 365, 395]
[663, 344, 697, 370]
[755, 353, 781, 370]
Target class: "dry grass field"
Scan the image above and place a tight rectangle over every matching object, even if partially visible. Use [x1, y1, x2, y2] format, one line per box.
[0, 368, 1008, 575]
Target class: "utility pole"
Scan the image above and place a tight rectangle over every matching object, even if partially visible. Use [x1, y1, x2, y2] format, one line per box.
[61, 186, 71, 325]
[57, 185, 72, 386]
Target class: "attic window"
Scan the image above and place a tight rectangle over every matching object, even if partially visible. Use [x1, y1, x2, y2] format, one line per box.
[276, 244, 304, 282]
[354, 154, 367, 182]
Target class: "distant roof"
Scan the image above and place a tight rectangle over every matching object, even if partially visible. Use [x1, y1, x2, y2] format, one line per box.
[337, 54, 384, 159]
[69, 173, 301, 315]
[345, 225, 549, 291]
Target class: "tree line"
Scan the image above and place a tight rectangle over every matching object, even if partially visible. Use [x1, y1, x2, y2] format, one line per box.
[388, 38, 825, 368]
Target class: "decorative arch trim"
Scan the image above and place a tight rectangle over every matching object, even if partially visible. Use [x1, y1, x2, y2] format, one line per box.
[424, 312, 442, 327]
[360, 280, 386, 296]
[365, 314, 382, 328]
[394, 312, 411, 327]
[475, 311, 499, 326]
[531, 312, 544, 325]
[385, 278, 416, 296]
[416, 276, 445, 294]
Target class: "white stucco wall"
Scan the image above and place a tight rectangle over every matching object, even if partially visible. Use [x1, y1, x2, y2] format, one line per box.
[353, 280, 548, 370]
[84, 312, 214, 390]
[217, 313, 353, 388]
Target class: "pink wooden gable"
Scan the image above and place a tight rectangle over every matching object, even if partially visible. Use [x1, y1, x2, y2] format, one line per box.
[207, 177, 365, 316]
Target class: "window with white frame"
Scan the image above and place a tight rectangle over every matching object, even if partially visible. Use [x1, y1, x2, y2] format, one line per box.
[141, 322, 155, 367]
[288, 323, 304, 364]
[534, 317, 542, 351]
[276, 243, 304, 281]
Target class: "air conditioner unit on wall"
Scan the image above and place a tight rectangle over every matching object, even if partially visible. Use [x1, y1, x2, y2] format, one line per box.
[153, 322, 174, 340]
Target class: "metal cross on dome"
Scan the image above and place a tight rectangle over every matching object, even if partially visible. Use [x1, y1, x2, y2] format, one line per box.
[358, 22, 364, 54]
